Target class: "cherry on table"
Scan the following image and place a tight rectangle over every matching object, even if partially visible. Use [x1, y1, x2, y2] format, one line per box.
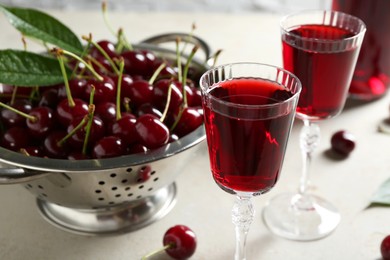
[163, 225, 197, 259]
[330, 130, 356, 156]
[381, 235, 390, 260]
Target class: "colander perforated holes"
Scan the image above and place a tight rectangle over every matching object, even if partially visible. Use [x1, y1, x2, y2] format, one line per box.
[153, 177, 159, 182]
[138, 185, 144, 189]
[126, 168, 133, 172]
[111, 187, 117, 191]
[110, 173, 117, 178]
[99, 181, 105, 185]
[95, 190, 102, 194]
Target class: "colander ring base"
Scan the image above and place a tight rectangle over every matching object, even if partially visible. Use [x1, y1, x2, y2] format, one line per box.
[36, 183, 177, 236]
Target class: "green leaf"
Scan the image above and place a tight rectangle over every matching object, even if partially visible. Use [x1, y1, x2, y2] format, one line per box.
[370, 177, 390, 207]
[0, 4, 83, 54]
[0, 49, 69, 86]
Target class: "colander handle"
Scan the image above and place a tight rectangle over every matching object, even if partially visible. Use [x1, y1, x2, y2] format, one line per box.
[140, 32, 214, 65]
[0, 167, 49, 184]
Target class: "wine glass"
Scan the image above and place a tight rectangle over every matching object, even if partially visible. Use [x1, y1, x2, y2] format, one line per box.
[262, 10, 366, 241]
[200, 62, 301, 259]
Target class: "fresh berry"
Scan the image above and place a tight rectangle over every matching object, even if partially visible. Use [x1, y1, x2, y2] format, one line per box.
[135, 114, 170, 149]
[381, 235, 390, 260]
[163, 225, 197, 259]
[330, 130, 356, 156]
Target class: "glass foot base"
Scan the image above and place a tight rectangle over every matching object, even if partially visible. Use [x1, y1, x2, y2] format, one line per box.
[262, 192, 340, 241]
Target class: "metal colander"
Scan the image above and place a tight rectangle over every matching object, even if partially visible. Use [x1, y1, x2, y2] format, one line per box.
[0, 34, 210, 235]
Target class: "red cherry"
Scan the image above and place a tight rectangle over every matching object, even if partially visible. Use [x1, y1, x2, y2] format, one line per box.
[67, 116, 105, 149]
[163, 225, 197, 259]
[85, 76, 116, 104]
[57, 78, 87, 100]
[92, 136, 127, 159]
[135, 114, 170, 149]
[172, 107, 203, 138]
[109, 114, 138, 145]
[89, 40, 118, 59]
[0, 99, 32, 128]
[153, 79, 183, 112]
[124, 79, 154, 109]
[330, 130, 356, 156]
[95, 101, 117, 124]
[56, 98, 89, 126]
[381, 235, 390, 260]
[26, 107, 55, 139]
[121, 50, 149, 77]
[1, 126, 31, 151]
[43, 131, 70, 159]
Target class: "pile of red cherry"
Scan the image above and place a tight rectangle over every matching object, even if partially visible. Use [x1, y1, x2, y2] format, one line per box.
[0, 40, 204, 159]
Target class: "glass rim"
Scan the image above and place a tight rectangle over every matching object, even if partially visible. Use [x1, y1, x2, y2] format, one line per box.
[199, 62, 302, 110]
[280, 9, 367, 44]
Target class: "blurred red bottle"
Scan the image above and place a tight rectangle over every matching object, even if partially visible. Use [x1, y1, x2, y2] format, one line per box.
[332, 0, 390, 100]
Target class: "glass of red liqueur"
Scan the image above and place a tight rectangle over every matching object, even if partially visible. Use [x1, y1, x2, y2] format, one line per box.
[262, 10, 366, 241]
[200, 62, 301, 260]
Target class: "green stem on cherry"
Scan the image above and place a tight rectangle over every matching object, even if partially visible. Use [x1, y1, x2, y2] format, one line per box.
[101, 1, 132, 52]
[209, 49, 223, 68]
[82, 104, 95, 155]
[123, 97, 131, 113]
[115, 58, 125, 121]
[55, 49, 75, 107]
[160, 80, 173, 123]
[141, 243, 172, 260]
[82, 34, 120, 75]
[170, 44, 199, 132]
[0, 101, 36, 122]
[180, 23, 196, 57]
[52, 48, 104, 82]
[57, 114, 89, 147]
[176, 37, 182, 82]
[70, 42, 92, 79]
[148, 62, 167, 85]
[101, 1, 117, 40]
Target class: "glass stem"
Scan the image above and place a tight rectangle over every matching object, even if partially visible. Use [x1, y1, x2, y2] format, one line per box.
[232, 192, 254, 260]
[298, 120, 320, 195]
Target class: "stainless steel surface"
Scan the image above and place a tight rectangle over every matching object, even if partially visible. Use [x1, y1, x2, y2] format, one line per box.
[37, 183, 177, 236]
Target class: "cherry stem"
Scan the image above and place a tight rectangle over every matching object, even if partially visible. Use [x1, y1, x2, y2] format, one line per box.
[82, 34, 120, 75]
[70, 43, 91, 79]
[115, 58, 125, 121]
[58, 114, 89, 147]
[141, 243, 172, 260]
[82, 104, 95, 155]
[180, 22, 196, 57]
[181, 45, 199, 108]
[117, 28, 133, 52]
[148, 62, 166, 85]
[210, 49, 223, 68]
[55, 50, 75, 107]
[19, 148, 30, 156]
[0, 101, 36, 122]
[53, 48, 104, 82]
[176, 37, 182, 81]
[101, 1, 117, 38]
[160, 80, 173, 123]
[123, 97, 131, 113]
